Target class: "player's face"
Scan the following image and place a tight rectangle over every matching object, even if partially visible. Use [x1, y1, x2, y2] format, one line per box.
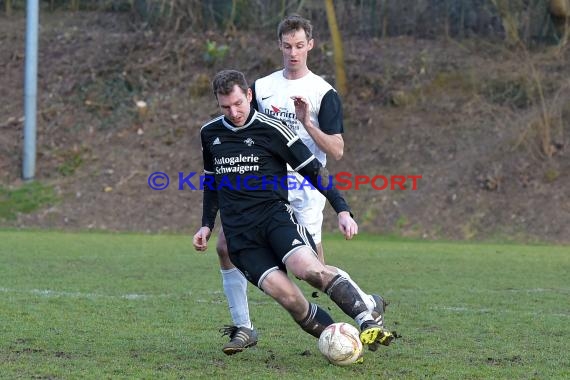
[279, 29, 313, 75]
[217, 85, 252, 127]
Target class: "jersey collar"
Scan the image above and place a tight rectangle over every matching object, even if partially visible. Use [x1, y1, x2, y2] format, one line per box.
[222, 108, 257, 131]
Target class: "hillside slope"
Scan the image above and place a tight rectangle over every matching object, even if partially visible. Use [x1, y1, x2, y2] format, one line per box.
[1, 11, 568, 243]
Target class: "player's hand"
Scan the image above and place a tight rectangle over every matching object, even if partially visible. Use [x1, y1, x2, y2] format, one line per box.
[291, 96, 311, 126]
[337, 211, 358, 240]
[192, 226, 211, 252]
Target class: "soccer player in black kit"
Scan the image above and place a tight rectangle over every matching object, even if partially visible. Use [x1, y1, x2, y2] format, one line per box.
[213, 15, 386, 356]
[193, 69, 394, 350]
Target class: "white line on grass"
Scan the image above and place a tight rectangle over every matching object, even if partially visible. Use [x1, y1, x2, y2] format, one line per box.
[394, 287, 570, 294]
[0, 287, 179, 300]
[0, 287, 284, 306]
[438, 305, 570, 317]
[503, 288, 570, 293]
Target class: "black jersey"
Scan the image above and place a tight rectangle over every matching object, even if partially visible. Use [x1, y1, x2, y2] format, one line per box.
[200, 108, 350, 237]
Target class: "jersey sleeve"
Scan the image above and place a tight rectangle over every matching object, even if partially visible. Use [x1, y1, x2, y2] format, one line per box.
[293, 145, 351, 215]
[318, 89, 344, 135]
[267, 123, 351, 215]
[200, 128, 219, 230]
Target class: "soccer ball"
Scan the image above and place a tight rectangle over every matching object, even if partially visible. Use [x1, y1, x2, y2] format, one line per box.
[318, 322, 363, 366]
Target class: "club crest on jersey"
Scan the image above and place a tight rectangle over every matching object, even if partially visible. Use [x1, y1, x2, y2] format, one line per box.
[244, 137, 255, 146]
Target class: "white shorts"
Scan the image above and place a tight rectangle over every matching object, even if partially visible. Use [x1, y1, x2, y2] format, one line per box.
[287, 171, 327, 244]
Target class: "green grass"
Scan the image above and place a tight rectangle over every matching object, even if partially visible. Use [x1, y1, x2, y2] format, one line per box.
[0, 230, 568, 379]
[0, 182, 58, 220]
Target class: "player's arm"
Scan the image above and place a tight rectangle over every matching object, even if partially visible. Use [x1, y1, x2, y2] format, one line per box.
[193, 181, 217, 252]
[294, 157, 347, 214]
[267, 119, 357, 239]
[295, 156, 357, 239]
[200, 173, 218, 232]
[286, 140, 356, 239]
[292, 90, 344, 160]
[193, 130, 219, 251]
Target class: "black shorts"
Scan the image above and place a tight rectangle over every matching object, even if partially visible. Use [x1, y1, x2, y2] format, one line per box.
[226, 202, 317, 288]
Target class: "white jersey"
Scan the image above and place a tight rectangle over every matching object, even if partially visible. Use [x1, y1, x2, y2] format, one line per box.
[251, 70, 344, 168]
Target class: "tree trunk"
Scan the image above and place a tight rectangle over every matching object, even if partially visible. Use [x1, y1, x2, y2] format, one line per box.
[324, 0, 347, 96]
[491, 0, 521, 46]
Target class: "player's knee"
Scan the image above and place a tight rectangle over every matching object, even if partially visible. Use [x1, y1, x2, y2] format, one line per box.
[302, 268, 330, 290]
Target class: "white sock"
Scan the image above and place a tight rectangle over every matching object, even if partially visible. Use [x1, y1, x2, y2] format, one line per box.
[335, 268, 376, 311]
[355, 311, 375, 329]
[221, 268, 252, 328]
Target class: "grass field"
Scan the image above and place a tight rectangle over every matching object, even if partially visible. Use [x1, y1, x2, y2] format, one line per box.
[0, 230, 568, 379]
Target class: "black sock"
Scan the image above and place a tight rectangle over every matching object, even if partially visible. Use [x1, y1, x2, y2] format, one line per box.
[296, 303, 334, 338]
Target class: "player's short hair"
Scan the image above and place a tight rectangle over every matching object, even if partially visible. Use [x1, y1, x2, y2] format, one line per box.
[212, 70, 249, 98]
[277, 14, 313, 42]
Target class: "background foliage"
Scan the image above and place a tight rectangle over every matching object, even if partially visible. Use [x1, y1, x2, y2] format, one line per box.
[0, 1, 568, 241]
[2, 0, 569, 44]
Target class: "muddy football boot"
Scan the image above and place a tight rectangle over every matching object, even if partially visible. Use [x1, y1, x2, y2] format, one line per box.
[219, 325, 258, 355]
[368, 294, 388, 352]
[359, 320, 394, 349]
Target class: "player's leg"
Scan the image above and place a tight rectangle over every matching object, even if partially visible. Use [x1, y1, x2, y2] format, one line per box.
[331, 263, 388, 351]
[283, 245, 394, 347]
[259, 269, 334, 338]
[217, 227, 252, 328]
[216, 227, 257, 355]
[268, 207, 394, 347]
[289, 186, 379, 318]
[227, 233, 334, 339]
